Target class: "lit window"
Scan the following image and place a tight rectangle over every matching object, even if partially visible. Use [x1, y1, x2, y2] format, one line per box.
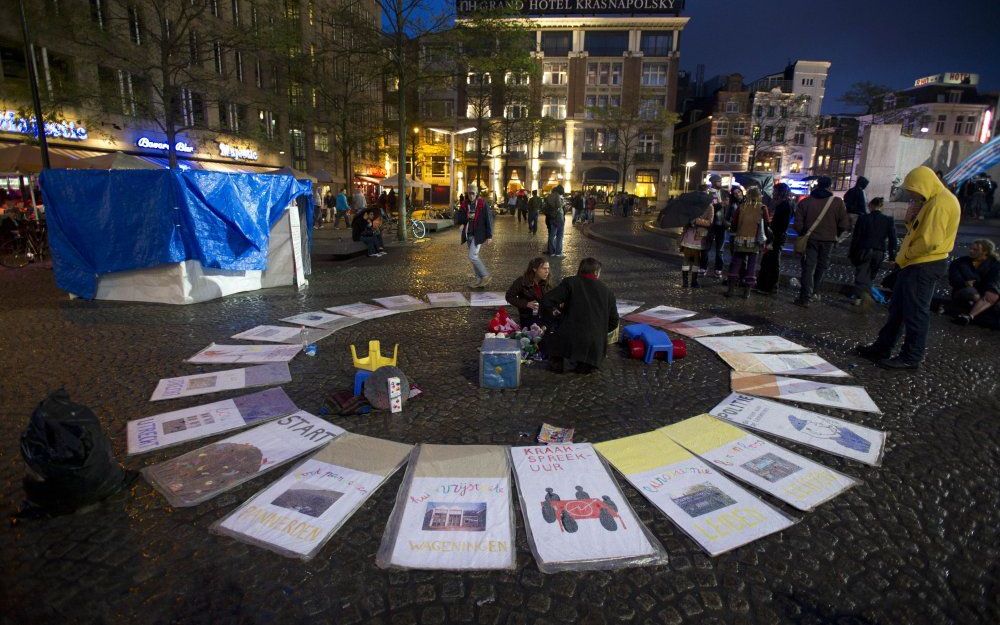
[715, 121, 729, 136]
[543, 62, 568, 85]
[542, 96, 567, 119]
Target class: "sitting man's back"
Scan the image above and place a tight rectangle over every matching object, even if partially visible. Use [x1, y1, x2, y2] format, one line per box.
[541, 257, 619, 373]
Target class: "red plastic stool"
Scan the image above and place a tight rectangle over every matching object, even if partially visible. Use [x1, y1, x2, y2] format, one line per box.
[671, 339, 687, 359]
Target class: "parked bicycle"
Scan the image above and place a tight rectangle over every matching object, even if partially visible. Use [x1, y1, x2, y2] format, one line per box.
[381, 213, 427, 239]
[0, 221, 48, 268]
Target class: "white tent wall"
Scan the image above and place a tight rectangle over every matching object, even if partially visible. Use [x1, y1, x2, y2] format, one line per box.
[92, 202, 306, 305]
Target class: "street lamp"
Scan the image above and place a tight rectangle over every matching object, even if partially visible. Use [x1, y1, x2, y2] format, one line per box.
[429, 126, 476, 206]
[684, 161, 696, 193]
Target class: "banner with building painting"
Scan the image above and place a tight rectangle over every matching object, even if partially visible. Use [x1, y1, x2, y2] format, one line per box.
[661, 415, 859, 512]
[595, 431, 795, 556]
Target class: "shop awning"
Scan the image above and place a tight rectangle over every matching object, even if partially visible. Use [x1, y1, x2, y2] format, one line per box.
[355, 175, 381, 184]
[49, 147, 106, 161]
[583, 166, 620, 184]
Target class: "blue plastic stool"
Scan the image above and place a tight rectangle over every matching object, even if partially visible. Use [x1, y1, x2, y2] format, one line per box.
[643, 329, 674, 364]
[622, 323, 655, 343]
[353, 370, 372, 396]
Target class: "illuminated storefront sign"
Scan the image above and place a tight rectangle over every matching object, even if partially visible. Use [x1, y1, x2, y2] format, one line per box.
[457, 0, 684, 16]
[913, 72, 979, 87]
[136, 136, 196, 153]
[0, 110, 88, 141]
[218, 142, 259, 161]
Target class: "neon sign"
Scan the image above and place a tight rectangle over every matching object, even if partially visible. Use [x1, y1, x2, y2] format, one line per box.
[136, 137, 196, 153]
[0, 110, 88, 141]
[218, 141, 259, 161]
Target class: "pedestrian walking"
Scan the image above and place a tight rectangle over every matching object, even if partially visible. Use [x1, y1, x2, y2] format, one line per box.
[856, 166, 960, 369]
[755, 183, 793, 294]
[793, 176, 850, 307]
[461, 186, 494, 288]
[333, 187, 350, 229]
[541, 257, 619, 374]
[848, 197, 897, 305]
[725, 186, 769, 299]
[516, 190, 528, 224]
[585, 193, 596, 223]
[843, 176, 869, 230]
[679, 189, 714, 288]
[571, 192, 584, 224]
[527, 189, 542, 234]
[544, 185, 565, 256]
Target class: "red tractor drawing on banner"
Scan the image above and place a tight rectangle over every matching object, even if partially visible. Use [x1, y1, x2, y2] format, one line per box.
[540, 486, 624, 533]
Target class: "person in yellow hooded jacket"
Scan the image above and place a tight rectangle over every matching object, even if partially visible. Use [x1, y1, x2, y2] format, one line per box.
[856, 166, 960, 369]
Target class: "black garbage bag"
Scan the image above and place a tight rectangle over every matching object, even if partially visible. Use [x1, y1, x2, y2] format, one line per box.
[20, 389, 128, 513]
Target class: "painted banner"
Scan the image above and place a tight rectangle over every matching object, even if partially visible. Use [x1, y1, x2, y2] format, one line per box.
[378, 445, 515, 570]
[695, 336, 809, 354]
[469, 292, 509, 307]
[616, 300, 644, 316]
[717, 352, 850, 377]
[624, 305, 697, 326]
[327, 302, 399, 320]
[660, 317, 753, 338]
[232, 325, 333, 344]
[661, 415, 859, 511]
[213, 433, 412, 560]
[142, 411, 345, 507]
[373, 295, 431, 312]
[149, 363, 291, 401]
[186, 343, 302, 364]
[280, 311, 362, 331]
[595, 431, 795, 556]
[426, 292, 470, 307]
[731, 372, 881, 413]
[709, 393, 887, 466]
[129, 387, 298, 455]
[510, 443, 666, 572]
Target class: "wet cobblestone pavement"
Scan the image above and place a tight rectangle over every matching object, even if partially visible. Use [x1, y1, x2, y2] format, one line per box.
[2, 216, 998, 625]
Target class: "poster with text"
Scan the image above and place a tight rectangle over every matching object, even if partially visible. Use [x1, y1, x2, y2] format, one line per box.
[661, 415, 859, 511]
[186, 343, 302, 364]
[231, 325, 334, 345]
[709, 393, 887, 466]
[373, 295, 431, 312]
[149, 363, 291, 402]
[731, 372, 881, 413]
[623, 305, 697, 326]
[280, 311, 361, 331]
[128, 387, 298, 455]
[143, 411, 345, 507]
[426, 292, 470, 308]
[327, 302, 399, 320]
[718, 352, 850, 377]
[469, 292, 509, 307]
[510, 443, 666, 572]
[213, 433, 412, 560]
[696, 336, 809, 354]
[595, 431, 795, 556]
[616, 300, 644, 316]
[378, 445, 515, 570]
[660, 317, 753, 338]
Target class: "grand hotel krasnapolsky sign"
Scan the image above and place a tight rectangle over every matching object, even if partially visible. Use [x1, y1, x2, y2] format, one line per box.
[456, 0, 684, 17]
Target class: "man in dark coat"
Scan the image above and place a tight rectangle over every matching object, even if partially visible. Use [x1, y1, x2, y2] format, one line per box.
[849, 197, 896, 304]
[843, 176, 869, 229]
[541, 257, 619, 373]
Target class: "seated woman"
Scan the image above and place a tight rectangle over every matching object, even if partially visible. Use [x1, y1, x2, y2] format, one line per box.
[354, 209, 385, 257]
[505, 257, 552, 327]
[949, 239, 1000, 325]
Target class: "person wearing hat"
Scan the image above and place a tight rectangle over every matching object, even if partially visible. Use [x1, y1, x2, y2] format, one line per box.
[461, 185, 494, 288]
[793, 176, 850, 307]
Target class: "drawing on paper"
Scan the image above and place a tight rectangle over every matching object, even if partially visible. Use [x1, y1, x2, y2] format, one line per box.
[741, 453, 802, 482]
[670, 482, 737, 518]
[421, 502, 487, 532]
[186, 376, 218, 390]
[787, 415, 872, 453]
[271, 487, 344, 518]
[540, 486, 623, 533]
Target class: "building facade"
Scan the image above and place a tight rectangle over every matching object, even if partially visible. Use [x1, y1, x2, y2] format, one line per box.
[812, 115, 862, 191]
[868, 72, 994, 143]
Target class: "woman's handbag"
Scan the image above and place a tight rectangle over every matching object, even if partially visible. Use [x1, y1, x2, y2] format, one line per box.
[794, 197, 834, 254]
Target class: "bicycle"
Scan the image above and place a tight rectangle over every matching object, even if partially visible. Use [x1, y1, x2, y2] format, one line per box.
[0, 221, 48, 268]
[381, 213, 427, 239]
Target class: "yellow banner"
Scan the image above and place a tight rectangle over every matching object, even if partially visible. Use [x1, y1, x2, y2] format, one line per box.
[659, 414, 744, 455]
[595, 430, 691, 475]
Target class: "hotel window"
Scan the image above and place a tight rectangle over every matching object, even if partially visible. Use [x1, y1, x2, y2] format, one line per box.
[128, 5, 142, 45]
[935, 115, 946, 134]
[174, 88, 205, 126]
[258, 109, 275, 138]
[638, 97, 660, 120]
[288, 82, 303, 107]
[505, 104, 528, 119]
[467, 72, 491, 85]
[715, 121, 729, 136]
[583, 128, 616, 152]
[542, 131, 564, 154]
[188, 31, 200, 66]
[640, 31, 673, 56]
[505, 71, 529, 86]
[542, 96, 566, 119]
[542, 62, 568, 85]
[219, 101, 243, 132]
[421, 99, 454, 119]
[586, 62, 622, 86]
[638, 133, 659, 154]
[640, 63, 667, 87]
[466, 102, 491, 118]
[635, 170, 657, 197]
[231, 0, 240, 25]
[250, 1, 258, 34]
[289, 128, 306, 170]
[313, 126, 329, 152]
[254, 59, 262, 87]
[89, 0, 103, 29]
[585, 94, 621, 119]
[948, 91, 961, 103]
[801, 78, 814, 86]
[540, 31, 572, 56]
[963, 116, 977, 135]
[954, 116, 965, 134]
[431, 156, 449, 176]
[775, 127, 786, 142]
[733, 120, 747, 135]
[584, 30, 627, 57]
[234, 50, 244, 82]
[211, 0, 219, 17]
[713, 148, 726, 164]
[725, 100, 739, 113]
[729, 145, 743, 164]
[213, 42, 225, 74]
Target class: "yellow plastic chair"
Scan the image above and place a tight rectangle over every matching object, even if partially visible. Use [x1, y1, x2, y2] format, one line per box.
[351, 340, 399, 371]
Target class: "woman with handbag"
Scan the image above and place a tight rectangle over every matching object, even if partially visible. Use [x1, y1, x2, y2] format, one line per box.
[679, 202, 714, 288]
[725, 186, 770, 299]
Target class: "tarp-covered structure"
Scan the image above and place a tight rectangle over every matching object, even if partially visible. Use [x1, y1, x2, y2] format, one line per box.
[39, 169, 314, 304]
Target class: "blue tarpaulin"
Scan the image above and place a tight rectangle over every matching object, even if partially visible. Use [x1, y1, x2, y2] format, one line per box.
[39, 169, 313, 299]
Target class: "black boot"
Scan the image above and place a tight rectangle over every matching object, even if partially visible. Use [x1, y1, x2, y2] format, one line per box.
[691, 272, 701, 288]
[723, 279, 735, 297]
[682, 271, 689, 288]
[742, 285, 751, 299]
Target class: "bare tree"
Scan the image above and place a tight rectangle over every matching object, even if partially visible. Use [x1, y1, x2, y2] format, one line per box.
[840, 81, 893, 115]
[588, 90, 677, 193]
[747, 94, 816, 172]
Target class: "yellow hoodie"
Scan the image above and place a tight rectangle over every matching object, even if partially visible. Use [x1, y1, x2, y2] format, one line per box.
[895, 166, 960, 268]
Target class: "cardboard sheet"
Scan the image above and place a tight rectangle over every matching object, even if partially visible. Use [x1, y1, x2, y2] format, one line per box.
[731, 372, 881, 413]
[186, 343, 302, 364]
[426, 292, 470, 307]
[695, 336, 810, 353]
[623, 305, 697, 326]
[280, 311, 361, 331]
[595, 431, 795, 556]
[149, 363, 291, 401]
[327, 302, 399, 320]
[718, 352, 850, 377]
[373, 295, 431, 312]
[232, 325, 334, 344]
[616, 300, 644, 316]
[661, 415, 859, 511]
[469, 292, 509, 307]
[660, 317, 753, 338]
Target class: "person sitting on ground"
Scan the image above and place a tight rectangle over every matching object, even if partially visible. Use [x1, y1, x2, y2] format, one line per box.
[505, 257, 553, 327]
[848, 197, 897, 306]
[950, 239, 1000, 326]
[541, 257, 619, 374]
[353, 209, 385, 257]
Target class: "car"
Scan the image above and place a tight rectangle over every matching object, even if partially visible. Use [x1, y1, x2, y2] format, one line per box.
[540, 486, 623, 533]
